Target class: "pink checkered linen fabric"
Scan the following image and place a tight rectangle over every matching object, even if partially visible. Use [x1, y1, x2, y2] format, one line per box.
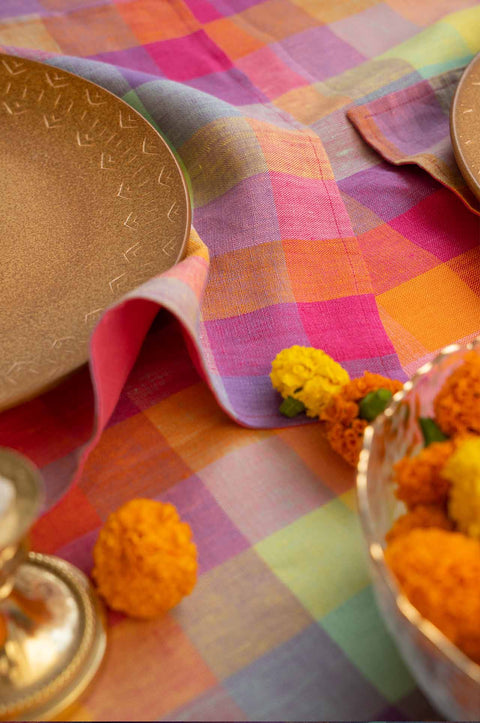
[0, 0, 479, 720]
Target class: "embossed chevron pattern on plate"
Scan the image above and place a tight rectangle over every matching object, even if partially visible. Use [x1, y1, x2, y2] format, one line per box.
[0, 53, 191, 412]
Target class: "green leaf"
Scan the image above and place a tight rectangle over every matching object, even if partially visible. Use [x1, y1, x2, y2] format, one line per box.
[358, 388, 393, 422]
[279, 396, 306, 418]
[419, 417, 449, 446]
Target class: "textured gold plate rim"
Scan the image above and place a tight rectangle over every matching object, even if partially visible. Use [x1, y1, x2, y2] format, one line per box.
[0, 52, 191, 414]
[0, 52, 193, 245]
[450, 52, 480, 202]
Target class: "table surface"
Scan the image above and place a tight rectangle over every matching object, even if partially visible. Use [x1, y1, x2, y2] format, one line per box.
[2, 0, 480, 720]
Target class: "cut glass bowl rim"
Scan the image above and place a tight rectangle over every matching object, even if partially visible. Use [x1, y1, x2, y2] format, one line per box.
[356, 336, 480, 686]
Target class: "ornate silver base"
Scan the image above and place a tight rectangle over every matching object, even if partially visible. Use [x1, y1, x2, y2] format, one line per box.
[0, 552, 106, 721]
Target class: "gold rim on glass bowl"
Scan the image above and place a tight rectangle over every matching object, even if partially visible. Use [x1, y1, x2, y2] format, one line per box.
[356, 337, 480, 720]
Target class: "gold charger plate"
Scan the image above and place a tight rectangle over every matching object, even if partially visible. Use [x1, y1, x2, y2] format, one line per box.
[451, 53, 480, 202]
[0, 53, 191, 413]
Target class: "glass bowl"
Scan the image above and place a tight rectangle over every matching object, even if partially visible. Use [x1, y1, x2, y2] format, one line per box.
[357, 338, 480, 721]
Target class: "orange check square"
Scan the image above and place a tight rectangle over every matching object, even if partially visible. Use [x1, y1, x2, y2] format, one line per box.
[205, 17, 264, 59]
[233, 0, 318, 42]
[44, 5, 138, 55]
[377, 264, 480, 351]
[202, 242, 296, 321]
[145, 383, 272, 470]
[0, 17, 61, 52]
[283, 237, 372, 303]
[385, 0, 462, 26]
[83, 616, 216, 720]
[378, 305, 429, 369]
[276, 425, 354, 496]
[117, 0, 200, 44]
[236, 45, 307, 99]
[80, 412, 192, 519]
[291, 0, 377, 23]
[247, 118, 334, 179]
[274, 84, 350, 124]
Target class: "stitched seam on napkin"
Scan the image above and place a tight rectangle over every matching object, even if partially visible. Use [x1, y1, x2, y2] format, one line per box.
[308, 133, 364, 297]
[350, 82, 454, 123]
[347, 77, 480, 216]
[350, 69, 461, 123]
[349, 111, 480, 215]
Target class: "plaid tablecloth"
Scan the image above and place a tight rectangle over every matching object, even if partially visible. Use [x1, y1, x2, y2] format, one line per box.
[2, 0, 480, 720]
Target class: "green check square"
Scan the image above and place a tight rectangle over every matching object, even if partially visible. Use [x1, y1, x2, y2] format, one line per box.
[123, 89, 155, 123]
[380, 21, 471, 72]
[321, 586, 416, 702]
[255, 498, 369, 619]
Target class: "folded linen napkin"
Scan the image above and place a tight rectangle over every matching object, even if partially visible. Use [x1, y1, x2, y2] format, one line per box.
[348, 68, 480, 215]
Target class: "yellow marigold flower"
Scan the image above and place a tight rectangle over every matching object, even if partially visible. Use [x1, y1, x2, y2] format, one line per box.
[93, 499, 197, 618]
[299, 375, 349, 418]
[270, 345, 349, 417]
[443, 437, 480, 539]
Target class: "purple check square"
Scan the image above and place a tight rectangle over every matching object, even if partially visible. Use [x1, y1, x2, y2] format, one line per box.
[330, 3, 417, 58]
[273, 25, 365, 83]
[221, 374, 310, 427]
[187, 67, 268, 105]
[56, 528, 98, 576]
[342, 354, 407, 382]
[0, 0, 42, 17]
[208, 0, 264, 15]
[225, 623, 386, 720]
[200, 435, 333, 544]
[339, 162, 439, 223]
[106, 395, 140, 428]
[159, 475, 250, 575]
[204, 303, 310, 377]
[195, 173, 281, 257]
[164, 685, 247, 722]
[370, 83, 450, 155]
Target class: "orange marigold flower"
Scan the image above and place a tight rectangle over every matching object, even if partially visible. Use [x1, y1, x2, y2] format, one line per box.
[434, 351, 480, 437]
[339, 371, 403, 403]
[385, 504, 453, 544]
[323, 412, 368, 467]
[385, 528, 480, 664]
[393, 441, 455, 509]
[93, 499, 197, 619]
[320, 372, 403, 467]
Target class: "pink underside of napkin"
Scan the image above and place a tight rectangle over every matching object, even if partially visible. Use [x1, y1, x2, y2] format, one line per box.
[69, 248, 213, 505]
